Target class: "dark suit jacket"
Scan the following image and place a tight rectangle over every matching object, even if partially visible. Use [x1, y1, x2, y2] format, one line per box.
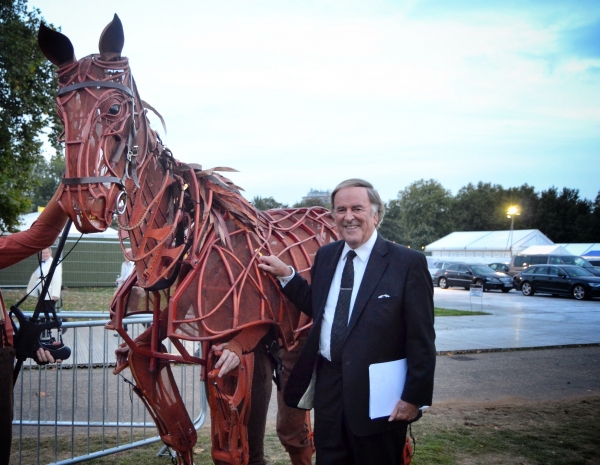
[283, 234, 436, 436]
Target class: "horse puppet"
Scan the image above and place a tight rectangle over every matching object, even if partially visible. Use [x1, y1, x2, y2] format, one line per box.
[38, 15, 339, 465]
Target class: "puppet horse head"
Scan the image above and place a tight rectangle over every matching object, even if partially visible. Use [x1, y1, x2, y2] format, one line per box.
[38, 15, 152, 233]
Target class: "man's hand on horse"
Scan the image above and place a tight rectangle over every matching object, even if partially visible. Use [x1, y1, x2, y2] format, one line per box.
[258, 255, 293, 278]
[34, 346, 61, 365]
[211, 343, 240, 377]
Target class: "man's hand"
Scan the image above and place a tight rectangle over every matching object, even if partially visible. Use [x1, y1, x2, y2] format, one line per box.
[35, 347, 61, 365]
[389, 399, 419, 422]
[258, 255, 293, 278]
[115, 343, 130, 367]
[211, 343, 240, 377]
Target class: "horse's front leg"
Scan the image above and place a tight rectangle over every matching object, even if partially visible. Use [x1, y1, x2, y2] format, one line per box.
[206, 344, 254, 465]
[128, 342, 197, 465]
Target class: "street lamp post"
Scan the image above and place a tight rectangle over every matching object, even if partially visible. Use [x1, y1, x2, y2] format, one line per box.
[507, 206, 520, 257]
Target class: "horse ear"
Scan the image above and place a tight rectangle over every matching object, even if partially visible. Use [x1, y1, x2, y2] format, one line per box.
[99, 14, 124, 61]
[38, 23, 76, 66]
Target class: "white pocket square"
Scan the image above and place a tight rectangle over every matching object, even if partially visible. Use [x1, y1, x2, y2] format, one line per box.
[378, 294, 390, 299]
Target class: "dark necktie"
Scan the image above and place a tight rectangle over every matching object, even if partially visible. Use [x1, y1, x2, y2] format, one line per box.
[330, 250, 357, 364]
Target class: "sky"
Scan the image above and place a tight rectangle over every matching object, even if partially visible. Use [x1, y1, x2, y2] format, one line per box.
[30, 0, 600, 206]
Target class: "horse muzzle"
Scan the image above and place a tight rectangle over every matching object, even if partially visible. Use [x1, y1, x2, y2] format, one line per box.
[59, 176, 124, 233]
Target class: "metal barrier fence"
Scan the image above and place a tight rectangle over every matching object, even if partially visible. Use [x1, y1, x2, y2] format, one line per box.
[12, 314, 207, 465]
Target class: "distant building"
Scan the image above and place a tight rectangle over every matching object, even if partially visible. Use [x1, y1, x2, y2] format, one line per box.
[302, 188, 331, 204]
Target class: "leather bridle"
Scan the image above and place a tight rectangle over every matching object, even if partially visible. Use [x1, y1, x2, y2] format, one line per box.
[58, 79, 140, 190]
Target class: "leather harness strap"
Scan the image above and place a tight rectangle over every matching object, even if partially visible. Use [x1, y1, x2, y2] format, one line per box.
[62, 176, 124, 186]
[57, 80, 134, 97]
[58, 78, 139, 188]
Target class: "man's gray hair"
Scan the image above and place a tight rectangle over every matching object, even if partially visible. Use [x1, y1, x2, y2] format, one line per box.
[330, 178, 386, 227]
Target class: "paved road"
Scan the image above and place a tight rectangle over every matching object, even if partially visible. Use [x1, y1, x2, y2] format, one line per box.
[265, 346, 600, 421]
[433, 346, 600, 404]
[433, 287, 600, 351]
[264, 288, 600, 419]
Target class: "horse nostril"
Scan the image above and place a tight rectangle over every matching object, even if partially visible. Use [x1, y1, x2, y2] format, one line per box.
[109, 104, 120, 115]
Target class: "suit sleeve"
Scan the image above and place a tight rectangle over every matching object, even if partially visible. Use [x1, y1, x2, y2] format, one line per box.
[0, 189, 68, 270]
[280, 247, 322, 318]
[401, 253, 436, 407]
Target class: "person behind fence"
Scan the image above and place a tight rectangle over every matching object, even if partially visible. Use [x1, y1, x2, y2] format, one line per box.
[258, 178, 437, 465]
[115, 248, 134, 290]
[26, 246, 63, 309]
[0, 189, 67, 465]
[114, 248, 135, 333]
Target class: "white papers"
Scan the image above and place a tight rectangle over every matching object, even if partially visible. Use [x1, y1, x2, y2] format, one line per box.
[369, 358, 407, 419]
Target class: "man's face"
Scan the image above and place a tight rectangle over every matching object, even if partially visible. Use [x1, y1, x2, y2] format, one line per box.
[333, 187, 378, 249]
[41, 248, 52, 262]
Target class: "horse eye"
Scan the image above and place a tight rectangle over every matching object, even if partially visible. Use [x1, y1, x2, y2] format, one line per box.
[108, 104, 120, 115]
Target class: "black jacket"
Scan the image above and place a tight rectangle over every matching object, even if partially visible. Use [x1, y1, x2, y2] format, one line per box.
[283, 234, 436, 436]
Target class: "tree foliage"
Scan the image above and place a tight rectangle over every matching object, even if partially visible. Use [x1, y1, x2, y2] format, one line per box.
[293, 197, 330, 209]
[0, 0, 61, 231]
[252, 196, 288, 210]
[379, 179, 599, 247]
[28, 152, 65, 210]
[380, 179, 453, 249]
[534, 187, 593, 243]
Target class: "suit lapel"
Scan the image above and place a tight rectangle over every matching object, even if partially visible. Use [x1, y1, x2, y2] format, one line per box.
[347, 235, 389, 335]
[313, 241, 345, 322]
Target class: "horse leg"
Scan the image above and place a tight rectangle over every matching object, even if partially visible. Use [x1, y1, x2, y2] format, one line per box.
[207, 350, 255, 465]
[128, 344, 197, 465]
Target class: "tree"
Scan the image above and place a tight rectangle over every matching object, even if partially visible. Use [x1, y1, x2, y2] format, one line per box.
[590, 191, 600, 242]
[501, 184, 539, 230]
[450, 182, 509, 232]
[0, 0, 61, 231]
[292, 197, 330, 209]
[534, 187, 593, 242]
[379, 179, 453, 249]
[252, 196, 288, 210]
[29, 152, 65, 210]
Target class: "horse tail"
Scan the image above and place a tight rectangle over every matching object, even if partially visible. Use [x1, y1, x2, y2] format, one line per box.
[128, 343, 197, 465]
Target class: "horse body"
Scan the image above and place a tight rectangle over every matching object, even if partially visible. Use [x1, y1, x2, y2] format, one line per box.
[39, 15, 337, 464]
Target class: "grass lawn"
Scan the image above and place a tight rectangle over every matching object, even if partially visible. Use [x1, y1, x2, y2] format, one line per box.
[15, 396, 600, 464]
[3, 288, 488, 317]
[435, 308, 490, 316]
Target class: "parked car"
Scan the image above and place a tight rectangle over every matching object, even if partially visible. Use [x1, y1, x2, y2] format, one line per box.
[426, 257, 438, 279]
[488, 262, 509, 273]
[431, 261, 460, 286]
[513, 264, 600, 300]
[581, 255, 600, 267]
[508, 254, 600, 277]
[438, 264, 514, 292]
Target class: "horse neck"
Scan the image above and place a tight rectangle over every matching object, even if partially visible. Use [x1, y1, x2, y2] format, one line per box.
[118, 117, 184, 286]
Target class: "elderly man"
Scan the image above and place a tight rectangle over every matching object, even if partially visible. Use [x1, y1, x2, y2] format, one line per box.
[0, 190, 67, 465]
[258, 178, 436, 465]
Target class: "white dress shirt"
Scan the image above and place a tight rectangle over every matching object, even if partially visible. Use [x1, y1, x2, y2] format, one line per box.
[278, 230, 378, 361]
[319, 230, 377, 360]
[26, 260, 62, 301]
[117, 260, 135, 288]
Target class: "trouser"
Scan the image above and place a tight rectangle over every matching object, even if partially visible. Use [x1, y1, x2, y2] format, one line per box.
[247, 342, 275, 465]
[276, 336, 314, 460]
[0, 347, 15, 465]
[314, 356, 408, 465]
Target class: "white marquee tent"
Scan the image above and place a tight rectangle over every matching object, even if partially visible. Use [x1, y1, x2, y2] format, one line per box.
[16, 212, 119, 239]
[554, 243, 600, 257]
[424, 229, 553, 263]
